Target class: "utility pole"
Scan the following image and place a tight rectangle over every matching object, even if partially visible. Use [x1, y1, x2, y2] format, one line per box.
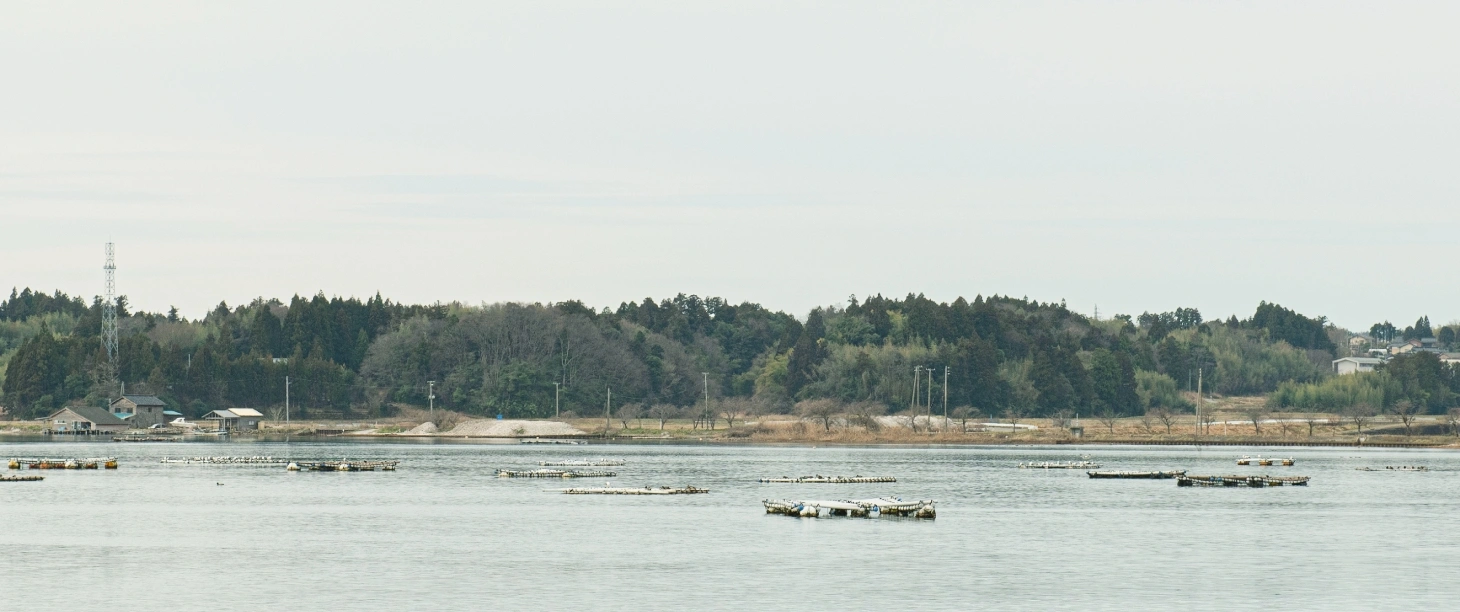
[285, 376, 290, 424]
[943, 366, 950, 433]
[912, 366, 921, 431]
[1196, 368, 1203, 437]
[604, 387, 612, 436]
[428, 380, 436, 423]
[702, 372, 710, 430]
[553, 382, 561, 419]
[926, 366, 934, 434]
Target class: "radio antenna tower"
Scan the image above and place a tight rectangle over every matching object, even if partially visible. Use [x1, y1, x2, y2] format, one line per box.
[103, 242, 118, 364]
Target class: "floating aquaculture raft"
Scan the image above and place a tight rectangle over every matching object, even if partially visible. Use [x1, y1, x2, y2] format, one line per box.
[497, 469, 616, 478]
[1, 474, 44, 482]
[758, 476, 896, 484]
[763, 497, 935, 519]
[554, 486, 708, 495]
[1019, 461, 1099, 469]
[538, 460, 626, 467]
[162, 456, 288, 465]
[1357, 466, 1427, 472]
[287, 460, 398, 471]
[1177, 475, 1309, 487]
[1236, 456, 1295, 466]
[9, 458, 117, 470]
[1087, 470, 1186, 479]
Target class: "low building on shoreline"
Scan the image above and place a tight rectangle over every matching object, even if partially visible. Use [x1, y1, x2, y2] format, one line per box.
[46, 406, 129, 433]
[203, 408, 265, 431]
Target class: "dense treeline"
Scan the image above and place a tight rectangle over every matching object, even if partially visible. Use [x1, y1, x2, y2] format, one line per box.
[0, 287, 1385, 422]
[1269, 352, 1459, 412]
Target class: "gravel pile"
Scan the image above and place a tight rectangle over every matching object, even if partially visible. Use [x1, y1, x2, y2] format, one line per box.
[446, 419, 584, 437]
[401, 422, 439, 435]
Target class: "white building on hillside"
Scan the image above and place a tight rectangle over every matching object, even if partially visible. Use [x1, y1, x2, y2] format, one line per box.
[1333, 357, 1382, 375]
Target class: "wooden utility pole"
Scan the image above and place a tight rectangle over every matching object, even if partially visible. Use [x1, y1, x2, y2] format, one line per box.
[604, 387, 611, 437]
[553, 382, 561, 419]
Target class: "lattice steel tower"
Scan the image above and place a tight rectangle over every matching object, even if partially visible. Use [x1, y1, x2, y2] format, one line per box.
[103, 242, 118, 364]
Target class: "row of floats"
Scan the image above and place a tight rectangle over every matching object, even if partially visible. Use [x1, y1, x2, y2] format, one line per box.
[8, 457, 117, 470]
[492, 456, 936, 519]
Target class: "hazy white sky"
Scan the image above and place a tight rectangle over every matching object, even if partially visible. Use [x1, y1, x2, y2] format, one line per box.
[2, 2, 1457, 329]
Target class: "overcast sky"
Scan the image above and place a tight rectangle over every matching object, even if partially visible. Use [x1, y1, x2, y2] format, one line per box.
[2, 2, 1457, 330]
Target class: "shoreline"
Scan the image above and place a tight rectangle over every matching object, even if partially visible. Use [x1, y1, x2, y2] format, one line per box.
[1, 430, 1454, 450]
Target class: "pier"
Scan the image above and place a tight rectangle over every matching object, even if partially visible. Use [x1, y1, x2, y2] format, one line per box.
[498, 469, 616, 478]
[758, 476, 896, 483]
[1087, 470, 1186, 479]
[762, 497, 935, 519]
[554, 486, 708, 495]
[1177, 475, 1309, 487]
[9, 458, 117, 469]
[286, 460, 398, 471]
[538, 460, 625, 467]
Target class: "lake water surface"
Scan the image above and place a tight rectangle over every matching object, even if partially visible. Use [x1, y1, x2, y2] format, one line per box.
[2, 440, 1456, 611]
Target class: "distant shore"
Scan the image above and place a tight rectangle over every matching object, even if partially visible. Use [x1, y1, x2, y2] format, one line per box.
[4, 413, 1457, 449]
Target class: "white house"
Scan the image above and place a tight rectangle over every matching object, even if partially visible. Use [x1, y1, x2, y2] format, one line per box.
[1333, 357, 1383, 375]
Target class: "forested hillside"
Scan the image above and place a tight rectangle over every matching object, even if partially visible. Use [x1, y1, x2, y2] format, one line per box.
[0, 287, 1412, 422]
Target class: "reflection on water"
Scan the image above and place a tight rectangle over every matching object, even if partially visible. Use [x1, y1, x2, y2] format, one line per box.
[2, 441, 1454, 611]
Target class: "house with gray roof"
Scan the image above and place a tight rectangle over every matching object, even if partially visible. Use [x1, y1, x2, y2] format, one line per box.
[47, 406, 129, 433]
[110, 395, 169, 428]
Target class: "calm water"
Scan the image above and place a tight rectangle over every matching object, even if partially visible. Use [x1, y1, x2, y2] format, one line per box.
[2, 440, 1456, 611]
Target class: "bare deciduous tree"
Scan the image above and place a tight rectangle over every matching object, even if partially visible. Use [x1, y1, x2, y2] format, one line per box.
[718, 397, 755, 429]
[1002, 405, 1027, 433]
[1303, 414, 1324, 437]
[617, 403, 642, 430]
[1151, 407, 1175, 434]
[1447, 407, 1460, 438]
[1347, 403, 1377, 436]
[847, 401, 887, 431]
[649, 404, 677, 432]
[1243, 406, 1269, 435]
[1392, 400, 1418, 437]
[1096, 406, 1119, 435]
[951, 406, 978, 433]
[795, 399, 840, 432]
[1050, 409, 1073, 431]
